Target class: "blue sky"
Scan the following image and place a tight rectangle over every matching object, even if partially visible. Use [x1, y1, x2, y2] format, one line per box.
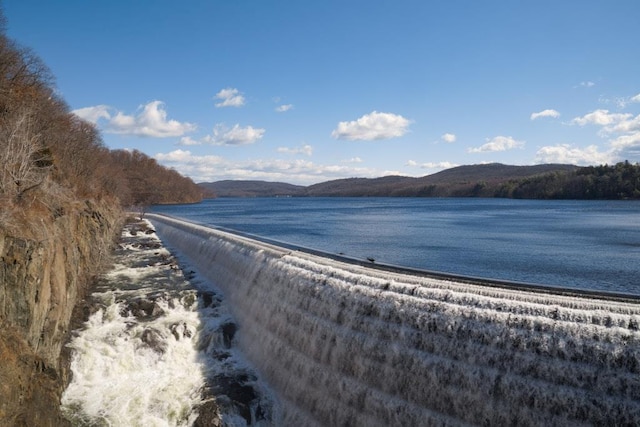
[5, 1, 640, 185]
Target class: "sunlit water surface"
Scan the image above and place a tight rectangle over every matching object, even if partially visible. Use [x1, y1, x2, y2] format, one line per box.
[152, 198, 640, 295]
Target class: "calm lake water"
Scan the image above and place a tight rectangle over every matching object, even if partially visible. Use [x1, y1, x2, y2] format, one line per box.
[152, 198, 640, 296]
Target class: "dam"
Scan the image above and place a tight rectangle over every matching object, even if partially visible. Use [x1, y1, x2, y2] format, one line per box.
[147, 213, 640, 426]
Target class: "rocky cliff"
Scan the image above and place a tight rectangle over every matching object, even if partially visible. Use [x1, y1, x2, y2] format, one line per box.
[0, 200, 122, 426]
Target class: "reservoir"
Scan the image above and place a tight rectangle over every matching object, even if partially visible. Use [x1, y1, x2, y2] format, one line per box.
[152, 197, 640, 295]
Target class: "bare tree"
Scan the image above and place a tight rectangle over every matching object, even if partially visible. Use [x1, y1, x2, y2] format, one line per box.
[0, 108, 52, 199]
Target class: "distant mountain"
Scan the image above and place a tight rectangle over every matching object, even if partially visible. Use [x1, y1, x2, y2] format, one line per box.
[199, 180, 304, 197]
[199, 163, 582, 198]
[304, 175, 418, 197]
[418, 163, 579, 184]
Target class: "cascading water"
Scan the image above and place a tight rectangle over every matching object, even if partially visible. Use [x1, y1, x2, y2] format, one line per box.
[147, 213, 640, 426]
[61, 219, 278, 426]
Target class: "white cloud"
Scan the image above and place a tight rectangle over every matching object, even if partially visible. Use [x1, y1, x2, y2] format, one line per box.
[571, 109, 632, 127]
[214, 87, 245, 108]
[331, 111, 411, 141]
[204, 123, 265, 146]
[543, 99, 640, 165]
[564, 106, 640, 163]
[615, 98, 630, 109]
[343, 157, 363, 163]
[154, 150, 385, 185]
[580, 81, 595, 88]
[277, 144, 313, 156]
[616, 97, 634, 109]
[530, 109, 560, 120]
[603, 114, 640, 134]
[441, 133, 456, 143]
[610, 131, 640, 150]
[598, 92, 640, 109]
[177, 136, 201, 146]
[72, 105, 112, 123]
[155, 149, 223, 164]
[408, 160, 458, 170]
[467, 136, 525, 153]
[105, 101, 196, 137]
[275, 104, 293, 112]
[535, 144, 613, 165]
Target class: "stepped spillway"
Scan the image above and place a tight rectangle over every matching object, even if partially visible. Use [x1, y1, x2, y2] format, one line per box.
[148, 213, 640, 426]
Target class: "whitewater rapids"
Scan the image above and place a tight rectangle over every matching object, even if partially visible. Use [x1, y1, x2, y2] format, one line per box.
[145, 213, 640, 426]
[61, 219, 277, 426]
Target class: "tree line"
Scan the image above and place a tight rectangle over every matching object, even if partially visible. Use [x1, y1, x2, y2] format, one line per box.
[206, 162, 640, 199]
[494, 161, 640, 199]
[409, 163, 640, 199]
[0, 19, 201, 232]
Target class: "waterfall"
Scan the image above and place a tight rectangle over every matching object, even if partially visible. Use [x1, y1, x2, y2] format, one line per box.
[148, 213, 640, 426]
[61, 219, 277, 426]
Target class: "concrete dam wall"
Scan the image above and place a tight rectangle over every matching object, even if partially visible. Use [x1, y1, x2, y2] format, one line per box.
[148, 213, 640, 426]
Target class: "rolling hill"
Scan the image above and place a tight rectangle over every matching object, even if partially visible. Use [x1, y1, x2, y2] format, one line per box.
[199, 163, 581, 197]
[199, 180, 305, 198]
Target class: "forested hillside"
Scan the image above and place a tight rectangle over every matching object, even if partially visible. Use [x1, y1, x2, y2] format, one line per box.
[199, 179, 304, 198]
[0, 19, 201, 234]
[498, 161, 640, 199]
[0, 13, 201, 425]
[201, 162, 640, 199]
[108, 149, 203, 206]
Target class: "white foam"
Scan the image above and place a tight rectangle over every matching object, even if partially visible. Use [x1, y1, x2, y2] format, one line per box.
[148, 213, 640, 426]
[62, 219, 278, 426]
[62, 303, 204, 426]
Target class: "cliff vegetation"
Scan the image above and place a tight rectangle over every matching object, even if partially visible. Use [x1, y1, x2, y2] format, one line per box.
[0, 11, 201, 426]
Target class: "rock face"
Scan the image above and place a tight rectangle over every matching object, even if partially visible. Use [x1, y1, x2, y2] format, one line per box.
[0, 200, 121, 426]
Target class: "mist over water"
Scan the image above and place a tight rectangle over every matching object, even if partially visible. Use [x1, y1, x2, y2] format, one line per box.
[152, 198, 640, 295]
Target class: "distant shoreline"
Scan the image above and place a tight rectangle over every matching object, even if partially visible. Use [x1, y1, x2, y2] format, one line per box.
[198, 162, 640, 200]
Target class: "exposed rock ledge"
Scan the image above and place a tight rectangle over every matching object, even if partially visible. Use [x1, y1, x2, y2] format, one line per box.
[0, 200, 122, 426]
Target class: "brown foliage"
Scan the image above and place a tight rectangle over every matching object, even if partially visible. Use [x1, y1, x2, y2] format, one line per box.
[0, 27, 201, 233]
[109, 149, 202, 207]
